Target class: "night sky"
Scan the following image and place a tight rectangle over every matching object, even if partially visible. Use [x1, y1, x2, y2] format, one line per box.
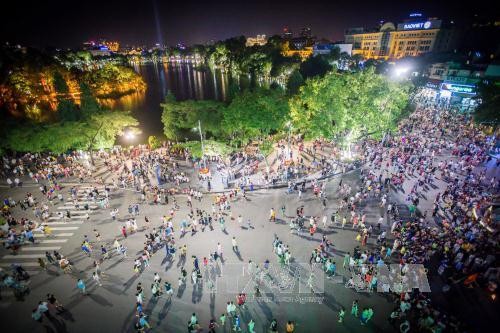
[1, 0, 492, 48]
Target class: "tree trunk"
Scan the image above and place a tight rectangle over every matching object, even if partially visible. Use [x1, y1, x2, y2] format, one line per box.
[87, 122, 104, 166]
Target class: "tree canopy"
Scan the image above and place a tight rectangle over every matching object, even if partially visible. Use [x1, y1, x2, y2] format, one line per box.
[161, 88, 290, 145]
[222, 88, 289, 141]
[161, 92, 225, 140]
[290, 68, 411, 140]
[3, 111, 138, 153]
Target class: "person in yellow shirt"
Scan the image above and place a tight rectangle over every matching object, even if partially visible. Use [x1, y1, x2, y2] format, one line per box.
[286, 320, 295, 332]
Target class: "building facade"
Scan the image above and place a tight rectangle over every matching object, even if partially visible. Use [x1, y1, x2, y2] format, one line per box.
[313, 43, 352, 56]
[246, 35, 267, 47]
[345, 15, 457, 60]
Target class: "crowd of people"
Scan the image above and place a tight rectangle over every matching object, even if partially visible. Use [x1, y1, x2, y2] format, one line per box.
[0, 90, 498, 332]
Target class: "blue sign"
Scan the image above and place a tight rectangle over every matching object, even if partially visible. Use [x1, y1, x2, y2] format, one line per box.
[403, 21, 431, 30]
[440, 83, 476, 95]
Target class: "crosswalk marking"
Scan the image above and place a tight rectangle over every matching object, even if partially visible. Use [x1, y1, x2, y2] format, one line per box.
[36, 239, 68, 244]
[2, 254, 52, 259]
[56, 206, 98, 210]
[48, 216, 88, 221]
[48, 227, 80, 231]
[42, 221, 84, 225]
[21, 246, 61, 252]
[0, 183, 107, 279]
[33, 233, 74, 237]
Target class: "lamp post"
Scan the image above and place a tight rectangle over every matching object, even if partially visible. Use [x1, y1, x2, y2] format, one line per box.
[286, 121, 292, 181]
[197, 119, 206, 169]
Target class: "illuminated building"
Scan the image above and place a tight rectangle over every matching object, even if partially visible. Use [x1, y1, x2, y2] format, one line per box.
[313, 43, 352, 56]
[281, 41, 313, 60]
[83, 39, 119, 55]
[300, 27, 312, 39]
[282, 27, 293, 40]
[246, 35, 268, 47]
[421, 61, 500, 110]
[282, 47, 313, 60]
[100, 40, 120, 52]
[345, 14, 458, 60]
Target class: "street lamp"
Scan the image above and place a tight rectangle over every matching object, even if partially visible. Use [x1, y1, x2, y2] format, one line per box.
[285, 121, 292, 181]
[194, 120, 206, 168]
[394, 66, 410, 77]
[124, 131, 136, 141]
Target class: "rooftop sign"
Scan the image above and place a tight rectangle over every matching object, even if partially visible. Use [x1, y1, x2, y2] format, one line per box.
[398, 19, 441, 30]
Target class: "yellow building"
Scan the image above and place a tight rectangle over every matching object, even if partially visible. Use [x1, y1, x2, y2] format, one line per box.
[101, 40, 120, 52]
[389, 29, 438, 59]
[281, 41, 313, 61]
[246, 35, 267, 47]
[345, 17, 451, 60]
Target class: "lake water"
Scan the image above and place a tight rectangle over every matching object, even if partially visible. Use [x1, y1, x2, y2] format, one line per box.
[101, 62, 249, 144]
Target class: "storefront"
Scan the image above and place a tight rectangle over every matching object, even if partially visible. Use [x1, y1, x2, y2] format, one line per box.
[439, 82, 478, 112]
[420, 79, 479, 113]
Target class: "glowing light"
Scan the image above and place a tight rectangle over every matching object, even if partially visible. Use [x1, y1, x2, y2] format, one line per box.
[124, 131, 136, 140]
[394, 66, 410, 76]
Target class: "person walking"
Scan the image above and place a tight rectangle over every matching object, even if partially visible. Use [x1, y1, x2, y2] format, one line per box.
[286, 320, 296, 333]
[351, 300, 359, 317]
[38, 258, 47, 271]
[232, 237, 238, 252]
[45, 251, 55, 265]
[92, 272, 102, 287]
[219, 313, 226, 328]
[217, 243, 223, 259]
[269, 318, 278, 332]
[77, 279, 86, 295]
[338, 306, 345, 323]
[121, 226, 127, 238]
[208, 319, 219, 333]
[248, 319, 255, 333]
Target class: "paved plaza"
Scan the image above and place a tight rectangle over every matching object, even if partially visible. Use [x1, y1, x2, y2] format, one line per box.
[1, 105, 499, 333]
[0, 163, 402, 333]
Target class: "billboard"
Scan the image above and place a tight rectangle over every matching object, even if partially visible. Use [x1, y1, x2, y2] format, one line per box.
[440, 83, 476, 95]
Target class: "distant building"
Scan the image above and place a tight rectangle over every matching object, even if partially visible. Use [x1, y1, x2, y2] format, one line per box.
[282, 41, 313, 60]
[345, 15, 459, 60]
[422, 61, 487, 108]
[300, 27, 312, 38]
[291, 37, 308, 49]
[100, 40, 120, 52]
[83, 39, 118, 55]
[313, 43, 352, 56]
[246, 35, 268, 47]
[282, 27, 293, 40]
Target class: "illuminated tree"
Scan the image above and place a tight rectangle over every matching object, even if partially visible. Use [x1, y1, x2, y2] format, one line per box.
[290, 67, 411, 140]
[148, 135, 161, 149]
[4, 111, 138, 155]
[223, 88, 289, 144]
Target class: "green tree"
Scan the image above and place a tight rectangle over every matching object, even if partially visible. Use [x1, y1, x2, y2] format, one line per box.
[79, 82, 100, 115]
[290, 68, 411, 140]
[3, 111, 138, 156]
[148, 135, 161, 149]
[299, 55, 333, 79]
[223, 88, 290, 144]
[53, 71, 79, 121]
[161, 92, 225, 140]
[53, 71, 69, 93]
[286, 70, 305, 94]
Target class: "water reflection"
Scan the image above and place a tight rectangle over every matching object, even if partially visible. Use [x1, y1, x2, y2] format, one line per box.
[101, 63, 264, 140]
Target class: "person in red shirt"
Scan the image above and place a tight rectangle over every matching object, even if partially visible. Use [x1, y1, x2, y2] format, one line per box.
[237, 293, 246, 309]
